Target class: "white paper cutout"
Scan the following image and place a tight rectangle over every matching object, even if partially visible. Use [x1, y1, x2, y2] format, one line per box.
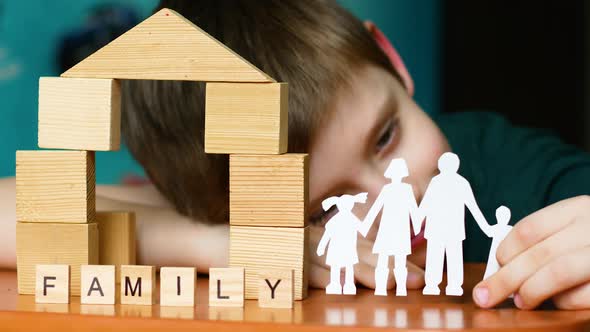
[360, 158, 420, 296]
[483, 206, 513, 280]
[416, 152, 492, 296]
[316, 193, 368, 295]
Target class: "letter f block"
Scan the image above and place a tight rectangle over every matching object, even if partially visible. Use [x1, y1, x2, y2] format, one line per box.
[35, 264, 69, 304]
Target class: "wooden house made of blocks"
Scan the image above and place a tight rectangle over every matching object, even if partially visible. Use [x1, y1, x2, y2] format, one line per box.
[16, 8, 308, 300]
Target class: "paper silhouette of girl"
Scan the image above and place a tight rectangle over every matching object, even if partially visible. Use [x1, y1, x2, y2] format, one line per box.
[483, 206, 513, 280]
[316, 192, 368, 295]
[360, 158, 420, 296]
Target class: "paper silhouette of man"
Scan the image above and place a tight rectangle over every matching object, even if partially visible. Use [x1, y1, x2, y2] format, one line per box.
[483, 206, 513, 280]
[416, 152, 492, 296]
[361, 158, 420, 296]
[316, 193, 368, 295]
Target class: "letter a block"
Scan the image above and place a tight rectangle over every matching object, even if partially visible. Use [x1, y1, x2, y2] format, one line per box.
[36, 265, 69, 304]
[205, 82, 288, 154]
[258, 269, 294, 309]
[120, 265, 155, 305]
[81, 265, 115, 305]
[16, 150, 95, 223]
[160, 267, 196, 307]
[38, 77, 121, 151]
[208, 268, 244, 307]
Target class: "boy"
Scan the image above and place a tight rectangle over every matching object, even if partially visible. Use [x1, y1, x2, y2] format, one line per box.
[1, 0, 589, 310]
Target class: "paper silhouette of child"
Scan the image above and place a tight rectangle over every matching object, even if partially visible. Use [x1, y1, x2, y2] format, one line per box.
[483, 206, 513, 280]
[316, 192, 368, 295]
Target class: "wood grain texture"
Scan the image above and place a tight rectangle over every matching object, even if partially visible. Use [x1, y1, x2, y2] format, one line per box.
[208, 268, 244, 308]
[61, 8, 273, 82]
[230, 154, 308, 227]
[258, 269, 294, 309]
[38, 77, 121, 151]
[229, 226, 308, 300]
[35, 265, 69, 304]
[81, 265, 115, 305]
[16, 150, 95, 223]
[120, 265, 155, 306]
[17, 222, 98, 296]
[205, 83, 288, 154]
[160, 267, 196, 307]
[96, 211, 136, 282]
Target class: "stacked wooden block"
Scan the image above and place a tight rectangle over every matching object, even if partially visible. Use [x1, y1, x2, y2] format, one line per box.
[16, 77, 135, 296]
[205, 83, 309, 301]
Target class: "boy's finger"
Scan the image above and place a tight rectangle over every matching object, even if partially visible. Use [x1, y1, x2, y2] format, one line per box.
[553, 280, 590, 310]
[496, 196, 588, 265]
[473, 218, 588, 308]
[309, 263, 330, 288]
[516, 247, 590, 310]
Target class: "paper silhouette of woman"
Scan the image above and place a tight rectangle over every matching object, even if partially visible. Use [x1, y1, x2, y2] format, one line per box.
[360, 158, 420, 296]
[316, 192, 368, 295]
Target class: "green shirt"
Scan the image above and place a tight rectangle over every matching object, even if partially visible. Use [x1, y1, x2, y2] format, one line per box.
[433, 112, 590, 262]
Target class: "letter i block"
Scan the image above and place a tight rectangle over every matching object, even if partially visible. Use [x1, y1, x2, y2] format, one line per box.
[160, 267, 196, 307]
[36, 265, 69, 304]
[81, 265, 115, 305]
[258, 269, 294, 309]
[120, 265, 155, 305]
[208, 268, 244, 307]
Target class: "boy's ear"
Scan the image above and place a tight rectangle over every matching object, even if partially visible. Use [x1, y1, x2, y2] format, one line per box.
[364, 21, 415, 97]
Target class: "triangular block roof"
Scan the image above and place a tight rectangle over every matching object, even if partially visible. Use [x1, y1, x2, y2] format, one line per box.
[61, 8, 275, 82]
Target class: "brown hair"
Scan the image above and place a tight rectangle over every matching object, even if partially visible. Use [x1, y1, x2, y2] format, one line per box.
[122, 0, 399, 224]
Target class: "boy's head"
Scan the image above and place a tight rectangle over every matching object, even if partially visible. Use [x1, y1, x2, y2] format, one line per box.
[123, 0, 448, 229]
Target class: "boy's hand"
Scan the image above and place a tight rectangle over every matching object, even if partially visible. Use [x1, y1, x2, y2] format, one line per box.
[309, 226, 425, 290]
[316, 245, 325, 257]
[473, 196, 590, 310]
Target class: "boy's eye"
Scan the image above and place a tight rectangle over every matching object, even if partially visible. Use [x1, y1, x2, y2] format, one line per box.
[309, 205, 337, 226]
[375, 119, 397, 152]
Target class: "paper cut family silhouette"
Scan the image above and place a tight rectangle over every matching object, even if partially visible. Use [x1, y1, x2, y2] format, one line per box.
[316, 152, 512, 297]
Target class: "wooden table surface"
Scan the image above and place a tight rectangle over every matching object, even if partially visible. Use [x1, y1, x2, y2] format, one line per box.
[1, 264, 590, 331]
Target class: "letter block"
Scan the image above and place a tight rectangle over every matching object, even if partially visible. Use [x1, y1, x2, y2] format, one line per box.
[120, 265, 156, 305]
[36, 265, 69, 304]
[81, 265, 115, 305]
[230, 154, 308, 227]
[229, 226, 308, 300]
[258, 269, 294, 309]
[208, 268, 244, 307]
[160, 267, 196, 307]
[38, 77, 121, 151]
[17, 222, 99, 295]
[16, 150, 95, 223]
[205, 82, 288, 154]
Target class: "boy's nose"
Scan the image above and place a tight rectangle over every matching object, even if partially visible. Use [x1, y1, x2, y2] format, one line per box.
[351, 171, 388, 218]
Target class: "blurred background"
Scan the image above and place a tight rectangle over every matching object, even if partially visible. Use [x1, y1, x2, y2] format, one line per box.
[0, 1, 587, 184]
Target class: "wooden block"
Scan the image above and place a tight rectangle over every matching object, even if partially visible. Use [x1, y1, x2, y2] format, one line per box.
[258, 269, 294, 309]
[229, 226, 308, 300]
[96, 211, 136, 282]
[38, 77, 121, 151]
[160, 267, 196, 307]
[16, 150, 95, 223]
[120, 265, 155, 305]
[230, 154, 308, 227]
[17, 222, 99, 295]
[35, 265, 69, 304]
[81, 265, 115, 305]
[208, 268, 244, 307]
[205, 82, 288, 154]
[61, 9, 273, 83]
